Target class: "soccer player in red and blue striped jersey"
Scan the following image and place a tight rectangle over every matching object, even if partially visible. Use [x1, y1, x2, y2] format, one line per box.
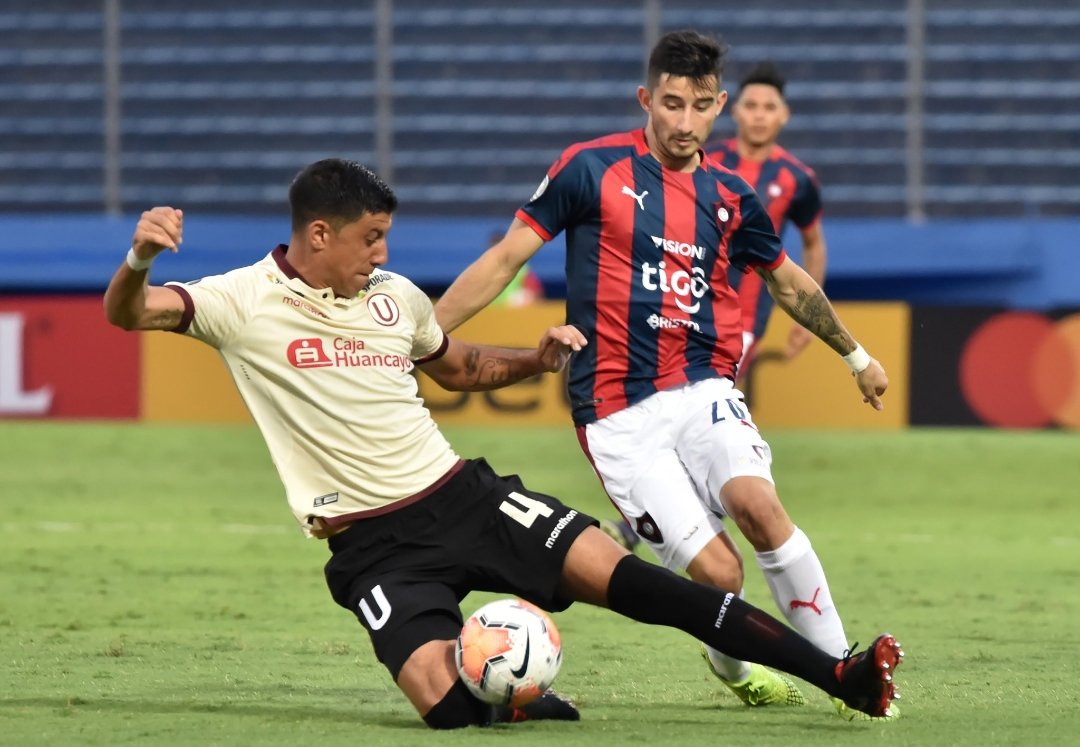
[436, 31, 894, 720]
[708, 62, 827, 370]
[515, 125, 781, 426]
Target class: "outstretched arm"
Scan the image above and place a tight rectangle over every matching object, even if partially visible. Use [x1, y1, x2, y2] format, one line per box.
[758, 256, 888, 410]
[103, 207, 187, 331]
[419, 325, 586, 392]
[433, 218, 545, 332]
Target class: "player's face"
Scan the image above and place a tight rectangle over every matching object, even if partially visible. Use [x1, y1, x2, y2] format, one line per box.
[732, 83, 789, 149]
[321, 211, 392, 298]
[639, 74, 727, 169]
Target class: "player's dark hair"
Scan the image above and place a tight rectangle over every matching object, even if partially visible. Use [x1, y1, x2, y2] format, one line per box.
[288, 158, 398, 232]
[738, 62, 786, 98]
[646, 30, 726, 90]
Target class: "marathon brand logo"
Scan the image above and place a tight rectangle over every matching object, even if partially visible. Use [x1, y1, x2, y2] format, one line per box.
[286, 336, 413, 372]
[714, 591, 735, 630]
[281, 295, 329, 319]
[544, 509, 578, 549]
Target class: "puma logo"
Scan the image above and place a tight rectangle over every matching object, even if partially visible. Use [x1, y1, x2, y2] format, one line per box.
[621, 185, 648, 210]
[509, 631, 531, 677]
[789, 586, 823, 616]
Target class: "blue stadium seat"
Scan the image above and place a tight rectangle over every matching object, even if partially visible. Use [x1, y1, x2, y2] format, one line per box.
[0, 0, 1077, 217]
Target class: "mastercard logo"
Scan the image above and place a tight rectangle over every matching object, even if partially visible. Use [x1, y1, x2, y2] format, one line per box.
[959, 312, 1080, 428]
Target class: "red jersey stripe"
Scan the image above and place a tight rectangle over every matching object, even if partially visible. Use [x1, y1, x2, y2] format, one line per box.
[548, 131, 640, 180]
[765, 167, 799, 233]
[653, 168, 696, 392]
[737, 267, 765, 332]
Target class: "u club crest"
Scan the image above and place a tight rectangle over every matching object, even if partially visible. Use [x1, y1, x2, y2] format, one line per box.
[366, 293, 400, 326]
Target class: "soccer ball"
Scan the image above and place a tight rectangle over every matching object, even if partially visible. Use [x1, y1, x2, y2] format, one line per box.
[455, 598, 562, 707]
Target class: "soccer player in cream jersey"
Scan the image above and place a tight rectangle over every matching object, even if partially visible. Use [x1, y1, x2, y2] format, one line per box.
[104, 157, 902, 730]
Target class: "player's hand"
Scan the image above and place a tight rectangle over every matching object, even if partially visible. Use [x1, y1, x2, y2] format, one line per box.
[784, 324, 814, 359]
[854, 358, 888, 411]
[536, 325, 587, 373]
[131, 207, 184, 262]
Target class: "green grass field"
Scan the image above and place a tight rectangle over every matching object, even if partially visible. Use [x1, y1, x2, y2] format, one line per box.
[2, 423, 1078, 746]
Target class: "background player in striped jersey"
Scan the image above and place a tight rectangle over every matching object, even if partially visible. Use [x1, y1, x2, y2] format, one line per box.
[103, 158, 903, 729]
[709, 61, 827, 370]
[435, 31, 893, 720]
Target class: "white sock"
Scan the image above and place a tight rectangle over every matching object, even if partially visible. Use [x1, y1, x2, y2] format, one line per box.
[705, 589, 752, 682]
[755, 526, 849, 658]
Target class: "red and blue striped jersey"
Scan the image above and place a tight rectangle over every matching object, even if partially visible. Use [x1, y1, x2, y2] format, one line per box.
[517, 129, 787, 426]
[707, 138, 822, 339]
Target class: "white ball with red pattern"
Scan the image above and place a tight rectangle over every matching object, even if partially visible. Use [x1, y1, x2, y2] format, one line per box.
[455, 598, 563, 707]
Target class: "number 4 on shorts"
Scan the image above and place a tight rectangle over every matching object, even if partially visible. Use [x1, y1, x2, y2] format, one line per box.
[499, 491, 554, 528]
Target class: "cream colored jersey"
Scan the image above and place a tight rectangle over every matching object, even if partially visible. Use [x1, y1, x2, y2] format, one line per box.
[165, 246, 461, 537]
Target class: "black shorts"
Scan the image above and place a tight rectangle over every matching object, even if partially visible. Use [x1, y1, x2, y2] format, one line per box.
[323, 458, 597, 679]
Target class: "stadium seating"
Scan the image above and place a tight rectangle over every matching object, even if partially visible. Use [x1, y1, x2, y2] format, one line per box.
[1, 0, 1077, 218]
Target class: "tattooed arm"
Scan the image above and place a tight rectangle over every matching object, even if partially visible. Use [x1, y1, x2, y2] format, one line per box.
[757, 256, 889, 410]
[419, 325, 586, 392]
[782, 221, 828, 359]
[757, 255, 855, 356]
[104, 206, 187, 331]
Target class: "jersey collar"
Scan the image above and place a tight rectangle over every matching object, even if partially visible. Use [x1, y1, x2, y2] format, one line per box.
[636, 128, 709, 172]
[271, 244, 381, 308]
[270, 244, 337, 302]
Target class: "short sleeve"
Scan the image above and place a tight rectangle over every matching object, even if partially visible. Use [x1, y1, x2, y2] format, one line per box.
[728, 187, 786, 273]
[788, 168, 823, 229]
[164, 266, 257, 349]
[397, 279, 447, 362]
[516, 148, 595, 241]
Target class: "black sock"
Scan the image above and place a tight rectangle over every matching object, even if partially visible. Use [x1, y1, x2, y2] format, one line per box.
[606, 555, 841, 696]
[422, 679, 496, 729]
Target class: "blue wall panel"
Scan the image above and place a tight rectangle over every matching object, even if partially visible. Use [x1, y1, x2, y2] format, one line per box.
[1, 214, 1075, 310]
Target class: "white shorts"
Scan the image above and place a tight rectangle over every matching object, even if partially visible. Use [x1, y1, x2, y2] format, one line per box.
[579, 378, 774, 571]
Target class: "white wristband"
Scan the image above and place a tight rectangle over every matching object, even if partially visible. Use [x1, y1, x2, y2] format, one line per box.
[843, 343, 872, 373]
[125, 247, 154, 272]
